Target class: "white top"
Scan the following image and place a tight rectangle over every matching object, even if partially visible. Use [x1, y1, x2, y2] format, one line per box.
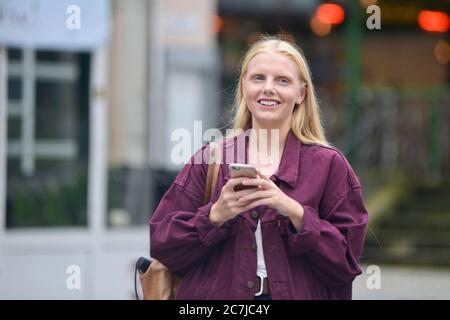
[255, 220, 268, 278]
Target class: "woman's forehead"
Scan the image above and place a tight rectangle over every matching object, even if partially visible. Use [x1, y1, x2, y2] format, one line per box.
[246, 51, 300, 76]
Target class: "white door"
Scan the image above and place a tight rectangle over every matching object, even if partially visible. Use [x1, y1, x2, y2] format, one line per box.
[0, 47, 148, 299]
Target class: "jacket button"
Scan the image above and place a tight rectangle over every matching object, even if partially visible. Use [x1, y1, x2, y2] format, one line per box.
[247, 280, 254, 289]
[251, 211, 259, 219]
[251, 244, 257, 252]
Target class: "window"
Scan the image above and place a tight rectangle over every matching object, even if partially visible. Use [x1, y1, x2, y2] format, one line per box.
[6, 48, 90, 228]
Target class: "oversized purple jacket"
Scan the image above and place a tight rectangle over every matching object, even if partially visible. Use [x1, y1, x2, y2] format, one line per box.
[150, 130, 368, 300]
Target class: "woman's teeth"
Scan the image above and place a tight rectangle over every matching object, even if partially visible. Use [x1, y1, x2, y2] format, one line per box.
[258, 100, 279, 106]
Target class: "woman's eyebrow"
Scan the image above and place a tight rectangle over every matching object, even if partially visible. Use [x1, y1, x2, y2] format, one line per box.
[273, 73, 295, 81]
[247, 72, 294, 79]
[276, 74, 293, 79]
[247, 72, 263, 77]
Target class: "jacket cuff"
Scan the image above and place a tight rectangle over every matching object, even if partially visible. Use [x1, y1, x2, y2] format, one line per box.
[287, 205, 321, 255]
[194, 202, 228, 247]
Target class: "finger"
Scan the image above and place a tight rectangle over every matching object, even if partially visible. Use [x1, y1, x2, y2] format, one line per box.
[224, 177, 250, 192]
[259, 173, 271, 181]
[241, 178, 271, 188]
[232, 200, 251, 209]
[256, 170, 269, 180]
[238, 190, 273, 203]
[230, 200, 252, 211]
[230, 187, 259, 200]
[226, 176, 256, 188]
[256, 169, 262, 178]
[244, 198, 268, 210]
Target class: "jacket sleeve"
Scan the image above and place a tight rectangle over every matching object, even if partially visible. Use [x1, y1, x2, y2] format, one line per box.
[149, 146, 228, 275]
[285, 152, 368, 286]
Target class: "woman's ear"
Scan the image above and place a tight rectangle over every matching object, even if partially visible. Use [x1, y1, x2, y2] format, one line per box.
[296, 85, 307, 105]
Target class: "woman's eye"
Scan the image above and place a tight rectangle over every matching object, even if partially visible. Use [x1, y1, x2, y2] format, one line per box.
[277, 78, 289, 85]
[253, 75, 264, 81]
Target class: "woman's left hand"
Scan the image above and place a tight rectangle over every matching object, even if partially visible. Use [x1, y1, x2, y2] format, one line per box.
[237, 171, 305, 231]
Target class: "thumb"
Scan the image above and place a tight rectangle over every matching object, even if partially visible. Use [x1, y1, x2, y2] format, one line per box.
[257, 170, 269, 180]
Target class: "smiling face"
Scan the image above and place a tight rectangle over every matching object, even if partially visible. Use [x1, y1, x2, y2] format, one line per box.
[242, 51, 305, 129]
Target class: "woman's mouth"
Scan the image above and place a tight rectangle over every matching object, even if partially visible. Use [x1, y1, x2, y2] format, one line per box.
[257, 99, 281, 109]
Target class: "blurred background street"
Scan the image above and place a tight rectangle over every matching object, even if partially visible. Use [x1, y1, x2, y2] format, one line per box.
[354, 264, 450, 299]
[0, 0, 449, 299]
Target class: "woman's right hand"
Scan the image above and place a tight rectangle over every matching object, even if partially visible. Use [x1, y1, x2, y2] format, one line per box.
[209, 177, 260, 227]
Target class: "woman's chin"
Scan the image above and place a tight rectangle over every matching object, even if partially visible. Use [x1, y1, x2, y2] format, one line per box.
[252, 114, 284, 127]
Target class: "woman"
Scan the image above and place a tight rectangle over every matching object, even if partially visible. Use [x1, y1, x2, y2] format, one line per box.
[150, 35, 368, 300]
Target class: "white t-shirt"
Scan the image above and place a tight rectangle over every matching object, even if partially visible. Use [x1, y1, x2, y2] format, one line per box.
[255, 220, 267, 278]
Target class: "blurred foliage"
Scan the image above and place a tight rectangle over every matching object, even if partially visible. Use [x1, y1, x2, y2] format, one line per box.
[7, 171, 88, 228]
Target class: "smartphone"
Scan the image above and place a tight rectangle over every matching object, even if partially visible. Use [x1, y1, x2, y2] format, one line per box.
[229, 163, 258, 191]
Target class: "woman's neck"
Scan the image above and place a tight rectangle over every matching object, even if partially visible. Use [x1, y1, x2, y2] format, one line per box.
[248, 121, 290, 166]
[250, 121, 290, 149]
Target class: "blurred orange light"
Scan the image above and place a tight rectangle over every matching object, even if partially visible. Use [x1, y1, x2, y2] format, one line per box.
[214, 15, 224, 33]
[315, 4, 345, 25]
[360, 0, 378, 8]
[434, 41, 450, 65]
[310, 16, 332, 37]
[418, 10, 449, 33]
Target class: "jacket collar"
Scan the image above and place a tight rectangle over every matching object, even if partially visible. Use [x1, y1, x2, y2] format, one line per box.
[275, 129, 301, 188]
[222, 128, 301, 189]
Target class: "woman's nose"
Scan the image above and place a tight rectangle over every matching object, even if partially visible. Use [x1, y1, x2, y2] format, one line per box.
[263, 80, 275, 94]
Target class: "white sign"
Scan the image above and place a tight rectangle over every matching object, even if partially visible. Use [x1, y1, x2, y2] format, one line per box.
[0, 0, 109, 50]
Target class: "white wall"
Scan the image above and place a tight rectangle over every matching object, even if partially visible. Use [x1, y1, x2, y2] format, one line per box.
[0, 229, 148, 299]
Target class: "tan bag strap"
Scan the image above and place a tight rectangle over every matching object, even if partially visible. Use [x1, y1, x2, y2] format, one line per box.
[203, 142, 222, 204]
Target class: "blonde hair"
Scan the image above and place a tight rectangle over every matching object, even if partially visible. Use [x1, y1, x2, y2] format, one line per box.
[231, 35, 329, 146]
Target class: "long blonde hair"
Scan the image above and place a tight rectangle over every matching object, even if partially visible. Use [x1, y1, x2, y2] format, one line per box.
[231, 35, 329, 146]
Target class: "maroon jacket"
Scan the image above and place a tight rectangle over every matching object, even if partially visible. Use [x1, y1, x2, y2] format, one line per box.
[150, 130, 368, 299]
